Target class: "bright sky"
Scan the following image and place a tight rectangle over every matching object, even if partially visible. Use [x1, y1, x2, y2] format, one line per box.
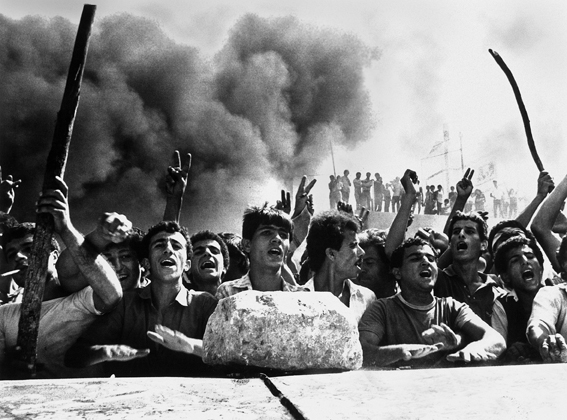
[4, 0, 567, 206]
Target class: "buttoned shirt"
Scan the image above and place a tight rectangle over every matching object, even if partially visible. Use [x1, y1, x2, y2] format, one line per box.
[215, 273, 307, 299]
[304, 278, 376, 323]
[73, 284, 217, 377]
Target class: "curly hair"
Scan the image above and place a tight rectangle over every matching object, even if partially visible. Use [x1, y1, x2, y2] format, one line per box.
[190, 230, 230, 270]
[139, 221, 192, 260]
[390, 237, 438, 269]
[493, 236, 544, 276]
[448, 210, 488, 242]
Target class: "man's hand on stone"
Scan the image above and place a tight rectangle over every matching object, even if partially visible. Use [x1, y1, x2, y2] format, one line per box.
[540, 333, 567, 363]
[399, 344, 441, 360]
[147, 324, 203, 357]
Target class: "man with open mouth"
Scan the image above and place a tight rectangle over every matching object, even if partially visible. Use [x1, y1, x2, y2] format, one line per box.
[493, 236, 545, 362]
[434, 211, 507, 331]
[188, 230, 229, 296]
[65, 221, 218, 377]
[359, 237, 506, 368]
[216, 203, 306, 299]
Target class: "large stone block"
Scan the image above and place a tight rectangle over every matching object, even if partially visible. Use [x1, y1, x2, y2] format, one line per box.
[203, 291, 362, 371]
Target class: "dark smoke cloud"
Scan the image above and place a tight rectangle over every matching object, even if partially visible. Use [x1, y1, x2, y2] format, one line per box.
[0, 12, 376, 234]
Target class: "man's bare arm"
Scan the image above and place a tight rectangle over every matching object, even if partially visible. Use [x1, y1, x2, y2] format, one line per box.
[517, 170, 555, 228]
[65, 343, 150, 368]
[531, 173, 566, 272]
[163, 150, 191, 223]
[446, 317, 506, 363]
[41, 177, 122, 313]
[385, 170, 418, 258]
[360, 330, 439, 367]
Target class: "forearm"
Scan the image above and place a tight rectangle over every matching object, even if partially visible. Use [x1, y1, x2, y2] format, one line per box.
[362, 343, 408, 367]
[385, 193, 415, 258]
[471, 329, 506, 357]
[163, 195, 183, 223]
[443, 196, 468, 236]
[65, 344, 108, 368]
[516, 193, 546, 228]
[59, 226, 122, 310]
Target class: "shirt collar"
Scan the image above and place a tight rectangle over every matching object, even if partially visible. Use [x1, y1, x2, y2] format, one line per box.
[137, 283, 192, 307]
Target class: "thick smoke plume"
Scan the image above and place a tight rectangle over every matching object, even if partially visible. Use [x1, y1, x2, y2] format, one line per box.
[0, 13, 376, 234]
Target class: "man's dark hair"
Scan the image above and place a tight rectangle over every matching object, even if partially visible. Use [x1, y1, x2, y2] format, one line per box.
[190, 230, 230, 269]
[493, 236, 544, 276]
[487, 219, 531, 256]
[448, 210, 488, 242]
[1, 222, 60, 256]
[218, 231, 249, 276]
[241, 203, 293, 242]
[306, 210, 360, 272]
[140, 221, 192, 260]
[390, 237, 437, 269]
[358, 228, 389, 266]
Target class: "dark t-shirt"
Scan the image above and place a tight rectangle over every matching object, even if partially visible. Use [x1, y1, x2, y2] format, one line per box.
[358, 294, 477, 367]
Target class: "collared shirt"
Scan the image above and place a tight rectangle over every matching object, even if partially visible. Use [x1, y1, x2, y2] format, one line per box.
[215, 273, 307, 300]
[73, 284, 217, 377]
[434, 264, 507, 327]
[0, 287, 101, 379]
[304, 278, 376, 323]
[527, 283, 567, 347]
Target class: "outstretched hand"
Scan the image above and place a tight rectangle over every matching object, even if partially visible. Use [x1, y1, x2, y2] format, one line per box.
[422, 323, 461, 351]
[540, 333, 567, 363]
[165, 150, 191, 198]
[0, 166, 21, 213]
[101, 345, 150, 363]
[456, 168, 474, 198]
[147, 324, 203, 357]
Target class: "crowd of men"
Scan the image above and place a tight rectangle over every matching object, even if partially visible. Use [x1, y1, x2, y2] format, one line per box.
[329, 171, 523, 219]
[1, 153, 567, 379]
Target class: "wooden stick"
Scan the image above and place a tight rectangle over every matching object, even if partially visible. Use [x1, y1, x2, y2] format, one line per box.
[488, 49, 544, 172]
[16, 4, 96, 377]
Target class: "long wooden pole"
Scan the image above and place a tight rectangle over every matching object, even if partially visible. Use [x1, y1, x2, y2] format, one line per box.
[16, 4, 96, 377]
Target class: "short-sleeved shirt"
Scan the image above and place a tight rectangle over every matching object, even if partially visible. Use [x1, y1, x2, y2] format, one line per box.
[527, 284, 567, 343]
[303, 278, 376, 323]
[73, 284, 217, 377]
[359, 294, 480, 367]
[0, 287, 102, 379]
[434, 265, 507, 327]
[215, 273, 307, 300]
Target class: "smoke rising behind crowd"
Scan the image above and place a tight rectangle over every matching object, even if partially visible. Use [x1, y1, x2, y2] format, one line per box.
[0, 13, 377, 233]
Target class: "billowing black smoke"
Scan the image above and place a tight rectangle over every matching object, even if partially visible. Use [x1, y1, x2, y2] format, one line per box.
[0, 13, 376, 234]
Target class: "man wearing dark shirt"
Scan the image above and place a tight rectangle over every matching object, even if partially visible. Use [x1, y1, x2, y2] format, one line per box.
[66, 221, 217, 377]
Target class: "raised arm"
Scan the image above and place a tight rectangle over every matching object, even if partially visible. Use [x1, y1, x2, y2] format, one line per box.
[443, 168, 474, 236]
[384, 170, 418, 258]
[531, 173, 566, 272]
[57, 212, 132, 294]
[516, 171, 554, 228]
[0, 167, 21, 214]
[43, 177, 122, 313]
[163, 150, 191, 223]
